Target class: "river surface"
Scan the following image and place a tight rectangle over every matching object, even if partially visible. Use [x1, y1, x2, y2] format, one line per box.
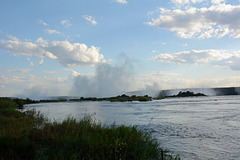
[25, 95, 240, 160]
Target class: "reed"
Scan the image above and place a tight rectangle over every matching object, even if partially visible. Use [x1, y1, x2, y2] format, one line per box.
[0, 98, 180, 160]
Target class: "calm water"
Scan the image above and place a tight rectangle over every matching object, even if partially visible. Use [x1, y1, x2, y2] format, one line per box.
[25, 95, 240, 160]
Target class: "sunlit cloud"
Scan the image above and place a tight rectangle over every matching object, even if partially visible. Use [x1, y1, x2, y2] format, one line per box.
[36, 37, 48, 47]
[151, 49, 240, 71]
[146, 3, 240, 39]
[0, 36, 105, 67]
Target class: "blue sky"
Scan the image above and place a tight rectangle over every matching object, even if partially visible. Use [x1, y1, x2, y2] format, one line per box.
[1, 0, 240, 98]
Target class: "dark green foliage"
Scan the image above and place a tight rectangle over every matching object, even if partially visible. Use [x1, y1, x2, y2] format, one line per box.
[0, 136, 36, 160]
[30, 118, 174, 160]
[0, 98, 18, 110]
[70, 94, 153, 102]
[0, 97, 68, 107]
[0, 98, 180, 160]
[156, 91, 206, 99]
[174, 91, 206, 97]
[0, 98, 44, 160]
[13, 98, 39, 109]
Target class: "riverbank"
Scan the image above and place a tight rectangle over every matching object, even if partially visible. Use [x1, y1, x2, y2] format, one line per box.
[0, 94, 153, 104]
[0, 98, 180, 160]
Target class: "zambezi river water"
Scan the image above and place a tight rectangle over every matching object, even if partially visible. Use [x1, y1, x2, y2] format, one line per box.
[25, 95, 240, 160]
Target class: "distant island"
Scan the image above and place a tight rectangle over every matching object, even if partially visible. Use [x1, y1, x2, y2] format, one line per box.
[157, 87, 240, 98]
[170, 91, 206, 97]
[156, 91, 206, 99]
[1, 92, 207, 105]
[6, 87, 240, 104]
[70, 94, 152, 102]
[0, 94, 153, 106]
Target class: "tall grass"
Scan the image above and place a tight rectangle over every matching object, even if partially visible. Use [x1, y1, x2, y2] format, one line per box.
[0, 98, 180, 160]
[0, 98, 48, 159]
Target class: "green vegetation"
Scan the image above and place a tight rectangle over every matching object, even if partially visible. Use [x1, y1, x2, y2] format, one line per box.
[171, 91, 206, 98]
[0, 94, 152, 105]
[156, 91, 206, 99]
[0, 98, 180, 160]
[70, 94, 153, 102]
[12, 98, 39, 109]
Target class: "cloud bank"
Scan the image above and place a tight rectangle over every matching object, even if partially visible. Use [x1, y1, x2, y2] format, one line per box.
[0, 36, 105, 67]
[146, 2, 240, 39]
[152, 49, 240, 71]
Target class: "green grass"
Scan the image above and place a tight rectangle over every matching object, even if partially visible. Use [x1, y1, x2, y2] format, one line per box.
[0, 98, 180, 160]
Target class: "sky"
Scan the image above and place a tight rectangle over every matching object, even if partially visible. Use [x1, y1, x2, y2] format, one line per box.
[1, 0, 240, 98]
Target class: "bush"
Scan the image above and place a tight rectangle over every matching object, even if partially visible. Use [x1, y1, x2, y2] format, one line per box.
[0, 98, 18, 110]
[0, 98, 180, 160]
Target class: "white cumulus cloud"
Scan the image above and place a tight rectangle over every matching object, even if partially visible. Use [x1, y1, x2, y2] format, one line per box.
[0, 36, 105, 67]
[48, 40, 104, 66]
[146, 3, 240, 39]
[151, 49, 240, 71]
[0, 36, 57, 59]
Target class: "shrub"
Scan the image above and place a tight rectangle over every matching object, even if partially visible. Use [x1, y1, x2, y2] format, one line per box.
[0, 98, 180, 160]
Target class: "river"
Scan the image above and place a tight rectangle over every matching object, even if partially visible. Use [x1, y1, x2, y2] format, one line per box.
[25, 95, 240, 160]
